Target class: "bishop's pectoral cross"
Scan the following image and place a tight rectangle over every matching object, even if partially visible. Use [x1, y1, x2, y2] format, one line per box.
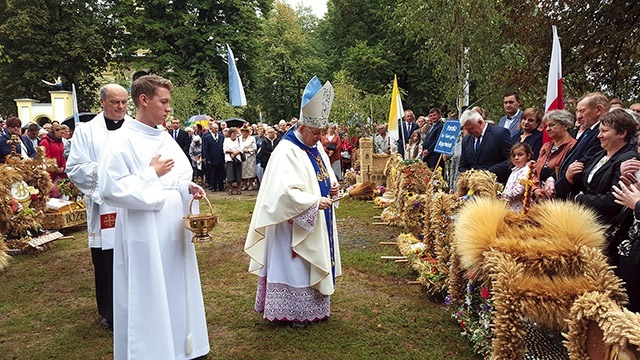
[306, 149, 330, 184]
[314, 155, 329, 182]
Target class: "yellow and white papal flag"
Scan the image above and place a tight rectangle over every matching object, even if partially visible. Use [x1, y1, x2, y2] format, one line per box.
[387, 74, 404, 144]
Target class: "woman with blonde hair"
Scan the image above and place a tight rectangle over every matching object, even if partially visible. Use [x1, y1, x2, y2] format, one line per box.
[240, 124, 257, 190]
[223, 127, 243, 195]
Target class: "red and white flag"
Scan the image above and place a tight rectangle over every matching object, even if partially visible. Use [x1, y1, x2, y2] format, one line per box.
[543, 26, 563, 142]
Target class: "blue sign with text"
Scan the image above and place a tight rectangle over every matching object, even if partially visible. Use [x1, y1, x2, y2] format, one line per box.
[434, 120, 461, 155]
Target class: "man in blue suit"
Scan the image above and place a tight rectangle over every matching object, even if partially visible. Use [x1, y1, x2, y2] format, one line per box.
[202, 120, 226, 191]
[459, 109, 514, 184]
[397, 109, 420, 158]
[497, 91, 523, 138]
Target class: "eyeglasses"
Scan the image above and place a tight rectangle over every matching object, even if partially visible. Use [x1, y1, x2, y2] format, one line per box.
[303, 126, 323, 137]
[545, 123, 560, 128]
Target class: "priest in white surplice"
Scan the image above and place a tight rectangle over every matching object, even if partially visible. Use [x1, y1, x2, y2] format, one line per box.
[66, 84, 132, 329]
[244, 76, 342, 328]
[98, 75, 209, 359]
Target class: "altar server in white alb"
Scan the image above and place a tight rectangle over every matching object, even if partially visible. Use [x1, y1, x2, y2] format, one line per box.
[98, 75, 209, 359]
[244, 76, 341, 328]
[66, 83, 132, 329]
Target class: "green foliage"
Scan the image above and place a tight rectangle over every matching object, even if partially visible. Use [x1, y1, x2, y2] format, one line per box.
[330, 70, 390, 129]
[251, 2, 324, 123]
[0, 0, 117, 115]
[394, 0, 509, 115]
[203, 75, 237, 120]
[537, 0, 640, 100]
[1, 0, 638, 125]
[170, 80, 201, 122]
[112, 0, 273, 115]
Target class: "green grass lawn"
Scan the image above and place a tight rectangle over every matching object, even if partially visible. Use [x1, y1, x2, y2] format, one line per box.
[0, 193, 477, 359]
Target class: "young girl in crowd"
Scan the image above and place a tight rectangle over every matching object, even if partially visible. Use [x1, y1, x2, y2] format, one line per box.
[503, 142, 534, 211]
[405, 130, 423, 160]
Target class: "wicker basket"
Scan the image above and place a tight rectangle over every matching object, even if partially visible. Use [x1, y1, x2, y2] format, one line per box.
[41, 202, 87, 230]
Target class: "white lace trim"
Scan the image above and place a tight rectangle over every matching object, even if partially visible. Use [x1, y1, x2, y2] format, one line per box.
[254, 276, 330, 322]
[292, 202, 318, 232]
[88, 164, 99, 198]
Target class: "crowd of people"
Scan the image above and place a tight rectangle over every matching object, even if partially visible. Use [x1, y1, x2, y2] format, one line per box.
[165, 115, 362, 192]
[386, 92, 640, 312]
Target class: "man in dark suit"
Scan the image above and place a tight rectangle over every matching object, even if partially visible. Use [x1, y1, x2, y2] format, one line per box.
[422, 108, 446, 170]
[397, 109, 420, 158]
[257, 126, 279, 173]
[554, 92, 609, 199]
[459, 109, 514, 184]
[497, 91, 523, 138]
[202, 120, 226, 191]
[169, 118, 190, 157]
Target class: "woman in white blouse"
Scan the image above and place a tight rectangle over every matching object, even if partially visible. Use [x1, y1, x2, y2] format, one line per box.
[240, 125, 258, 190]
[223, 127, 243, 195]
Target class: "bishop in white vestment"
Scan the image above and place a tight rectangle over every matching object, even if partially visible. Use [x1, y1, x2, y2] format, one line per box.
[245, 77, 341, 325]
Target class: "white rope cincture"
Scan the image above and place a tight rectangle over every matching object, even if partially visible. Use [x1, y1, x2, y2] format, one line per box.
[184, 232, 193, 355]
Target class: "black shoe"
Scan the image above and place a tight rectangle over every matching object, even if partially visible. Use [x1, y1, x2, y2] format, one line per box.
[100, 317, 113, 330]
[289, 321, 310, 329]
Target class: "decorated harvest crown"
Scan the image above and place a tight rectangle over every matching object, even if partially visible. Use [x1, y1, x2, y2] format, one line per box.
[299, 76, 334, 129]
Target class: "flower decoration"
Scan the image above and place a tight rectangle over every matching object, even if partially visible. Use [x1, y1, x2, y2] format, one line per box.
[452, 278, 494, 358]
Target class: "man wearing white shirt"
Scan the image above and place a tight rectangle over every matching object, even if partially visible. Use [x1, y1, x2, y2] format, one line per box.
[497, 91, 523, 137]
[97, 75, 209, 359]
[373, 124, 396, 154]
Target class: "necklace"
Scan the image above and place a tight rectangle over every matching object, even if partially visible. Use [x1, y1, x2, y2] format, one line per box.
[305, 149, 330, 184]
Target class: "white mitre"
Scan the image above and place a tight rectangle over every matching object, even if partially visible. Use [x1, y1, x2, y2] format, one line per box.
[299, 76, 334, 129]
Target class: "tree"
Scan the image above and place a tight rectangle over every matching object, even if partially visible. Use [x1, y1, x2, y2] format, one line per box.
[534, 0, 640, 101]
[330, 70, 389, 136]
[170, 80, 201, 122]
[0, 0, 118, 116]
[324, 0, 451, 115]
[251, 1, 323, 123]
[113, 0, 273, 110]
[394, 0, 511, 116]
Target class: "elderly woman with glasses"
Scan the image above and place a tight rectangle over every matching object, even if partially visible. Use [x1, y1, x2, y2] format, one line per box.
[532, 110, 577, 200]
